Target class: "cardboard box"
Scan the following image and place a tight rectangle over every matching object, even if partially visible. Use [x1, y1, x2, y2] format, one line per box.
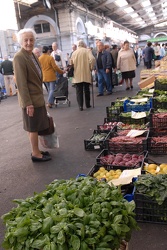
[138, 75, 155, 89]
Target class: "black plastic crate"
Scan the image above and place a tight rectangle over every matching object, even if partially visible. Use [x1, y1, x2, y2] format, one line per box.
[149, 108, 167, 129]
[148, 136, 167, 155]
[134, 193, 167, 224]
[97, 122, 117, 133]
[105, 130, 149, 154]
[84, 130, 110, 151]
[155, 79, 167, 91]
[106, 104, 123, 122]
[119, 113, 148, 125]
[96, 149, 148, 170]
[153, 98, 167, 110]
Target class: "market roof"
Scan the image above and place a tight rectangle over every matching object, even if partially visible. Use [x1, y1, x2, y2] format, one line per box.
[78, 0, 167, 31]
[14, 0, 167, 32]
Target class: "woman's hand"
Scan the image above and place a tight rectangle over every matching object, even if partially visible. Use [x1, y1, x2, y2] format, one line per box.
[26, 105, 34, 117]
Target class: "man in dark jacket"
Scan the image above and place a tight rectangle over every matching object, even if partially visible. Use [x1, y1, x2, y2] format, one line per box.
[144, 42, 154, 69]
[0, 56, 16, 96]
[95, 41, 112, 96]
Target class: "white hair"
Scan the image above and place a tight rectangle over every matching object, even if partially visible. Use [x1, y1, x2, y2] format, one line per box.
[17, 28, 37, 45]
[52, 42, 58, 46]
[77, 40, 86, 48]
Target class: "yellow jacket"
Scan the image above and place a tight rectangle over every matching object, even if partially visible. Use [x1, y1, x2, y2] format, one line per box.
[39, 53, 63, 82]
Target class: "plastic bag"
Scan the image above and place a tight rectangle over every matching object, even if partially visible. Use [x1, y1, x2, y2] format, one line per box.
[39, 126, 59, 148]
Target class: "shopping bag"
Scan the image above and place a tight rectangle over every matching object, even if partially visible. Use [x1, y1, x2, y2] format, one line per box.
[39, 125, 59, 148]
[38, 113, 55, 136]
[67, 65, 74, 78]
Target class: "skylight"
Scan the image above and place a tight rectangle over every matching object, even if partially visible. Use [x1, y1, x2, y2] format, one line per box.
[146, 7, 153, 13]
[141, 0, 151, 7]
[124, 7, 134, 13]
[155, 21, 167, 27]
[131, 13, 139, 18]
[148, 13, 155, 17]
[115, 0, 128, 8]
[136, 17, 143, 22]
[162, 2, 167, 8]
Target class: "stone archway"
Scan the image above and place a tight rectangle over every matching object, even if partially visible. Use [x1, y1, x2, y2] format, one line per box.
[154, 32, 167, 38]
[24, 15, 59, 35]
[75, 17, 86, 35]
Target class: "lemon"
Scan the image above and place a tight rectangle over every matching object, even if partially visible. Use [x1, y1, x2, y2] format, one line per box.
[99, 167, 106, 172]
[109, 170, 115, 175]
[160, 164, 167, 170]
[148, 169, 156, 175]
[162, 166, 167, 174]
[147, 164, 157, 170]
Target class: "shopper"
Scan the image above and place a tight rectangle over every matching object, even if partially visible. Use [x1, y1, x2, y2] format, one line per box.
[144, 42, 154, 69]
[51, 42, 66, 76]
[13, 28, 51, 162]
[160, 44, 166, 59]
[39, 46, 64, 108]
[117, 40, 136, 90]
[70, 40, 95, 111]
[111, 44, 118, 67]
[0, 55, 17, 96]
[95, 41, 112, 96]
[153, 43, 160, 60]
[70, 44, 77, 58]
[33, 47, 41, 58]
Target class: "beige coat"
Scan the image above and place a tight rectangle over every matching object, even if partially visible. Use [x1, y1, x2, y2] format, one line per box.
[71, 47, 95, 84]
[117, 49, 136, 72]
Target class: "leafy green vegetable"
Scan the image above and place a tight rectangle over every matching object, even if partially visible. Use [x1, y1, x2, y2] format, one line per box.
[134, 174, 167, 205]
[1, 177, 138, 249]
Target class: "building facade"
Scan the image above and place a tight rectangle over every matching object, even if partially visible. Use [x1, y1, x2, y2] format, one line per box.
[12, 0, 138, 57]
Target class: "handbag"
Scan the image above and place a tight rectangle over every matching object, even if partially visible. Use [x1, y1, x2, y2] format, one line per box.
[55, 54, 61, 62]
[67, 65, 74, 77]
[38, 115, 55, 136]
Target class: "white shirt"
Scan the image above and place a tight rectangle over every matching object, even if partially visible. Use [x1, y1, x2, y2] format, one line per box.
[51, 49, 66, 68]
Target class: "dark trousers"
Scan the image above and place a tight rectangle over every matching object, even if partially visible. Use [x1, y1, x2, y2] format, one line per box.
[145, 60, 152, 69]
[75, 82, 90, 108]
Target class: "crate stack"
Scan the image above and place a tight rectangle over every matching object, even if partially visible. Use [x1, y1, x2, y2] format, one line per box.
[148, 77, 167, 154]
[84, 81, 167, 225]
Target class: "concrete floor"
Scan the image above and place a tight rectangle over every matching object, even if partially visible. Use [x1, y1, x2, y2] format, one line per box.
[0, 64, 167, 250]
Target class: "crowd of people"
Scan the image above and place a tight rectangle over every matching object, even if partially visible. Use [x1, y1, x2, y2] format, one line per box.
[142, 42, 167, 69]
[2, 26, 167, 162]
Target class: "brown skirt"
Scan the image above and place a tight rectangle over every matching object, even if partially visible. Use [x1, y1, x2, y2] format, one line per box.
[22, 106, 49, 132]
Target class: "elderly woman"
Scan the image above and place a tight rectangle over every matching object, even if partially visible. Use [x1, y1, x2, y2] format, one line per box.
[117, 40, 136, 90]
[13, 28, 51, 162]
[70, 40, 95, 110]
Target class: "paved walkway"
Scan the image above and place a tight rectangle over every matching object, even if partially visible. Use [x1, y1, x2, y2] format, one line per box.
[0, 64, 167, 249]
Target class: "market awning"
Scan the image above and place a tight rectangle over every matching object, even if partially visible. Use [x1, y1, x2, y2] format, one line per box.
[147, 36, 167, 43]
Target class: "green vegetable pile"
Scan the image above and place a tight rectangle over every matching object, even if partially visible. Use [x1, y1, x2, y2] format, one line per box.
[157, 78, 167, 84]
[134, 174, 167, 205]
[154, 90, 167, 95]
[90, 133, 108, 142]
[155, 94, 167, 103]
[2, 177, 138, 250]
